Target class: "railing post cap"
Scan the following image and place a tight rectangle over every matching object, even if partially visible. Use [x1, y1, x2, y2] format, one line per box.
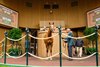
[25, 28, 29, 33]
[57, 25, 61, 29]
[94, 25, 99, 32]
[95, 24, 99, 28]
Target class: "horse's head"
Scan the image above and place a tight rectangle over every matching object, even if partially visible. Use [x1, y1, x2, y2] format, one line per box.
[49, 22, 55, 32]
[66, 28, 71, 33]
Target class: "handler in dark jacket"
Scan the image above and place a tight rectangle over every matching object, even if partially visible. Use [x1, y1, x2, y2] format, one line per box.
[65, 28, 75, 58]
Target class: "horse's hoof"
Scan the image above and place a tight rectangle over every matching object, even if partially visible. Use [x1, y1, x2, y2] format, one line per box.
[50, 58, 52, 60]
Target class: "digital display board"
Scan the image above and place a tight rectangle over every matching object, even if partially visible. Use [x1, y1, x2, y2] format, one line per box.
[0, 4, 18, 28]
[87, 7, 100, 27]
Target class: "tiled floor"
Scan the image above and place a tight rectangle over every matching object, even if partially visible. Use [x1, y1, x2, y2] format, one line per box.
[0, 56, 100, 66]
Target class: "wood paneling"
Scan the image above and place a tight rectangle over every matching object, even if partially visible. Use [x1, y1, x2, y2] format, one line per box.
[0, 28, 7, 41]
[0, 0, 100, 28]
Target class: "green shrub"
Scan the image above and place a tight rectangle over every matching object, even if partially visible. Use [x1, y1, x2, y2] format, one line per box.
[8, 28, 22, 39]
[8, 48, 22, 56]
[8, 28, 22, 48]
[86, 48, 96, 55]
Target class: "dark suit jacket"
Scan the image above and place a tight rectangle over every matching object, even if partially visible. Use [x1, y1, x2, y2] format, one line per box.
[65, 31, 75, 46]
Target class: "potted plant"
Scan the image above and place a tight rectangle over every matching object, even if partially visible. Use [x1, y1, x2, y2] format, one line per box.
[84, 27, 96, 48]
[8, 28, 22, 56]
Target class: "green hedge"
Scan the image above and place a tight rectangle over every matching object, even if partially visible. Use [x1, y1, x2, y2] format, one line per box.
[85, 48, 96, 55]
[8, 48, 22, 56]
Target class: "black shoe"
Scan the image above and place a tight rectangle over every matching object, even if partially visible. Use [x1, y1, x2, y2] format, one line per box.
[68, 58, 73, 61]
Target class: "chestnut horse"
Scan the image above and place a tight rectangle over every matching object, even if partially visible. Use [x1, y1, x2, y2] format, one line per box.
[44, 22, 54, 60]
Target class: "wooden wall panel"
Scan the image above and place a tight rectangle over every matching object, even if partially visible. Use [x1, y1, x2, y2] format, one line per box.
[0, 0, 100, 28]
[18, 0, 33, 28]
[0, 28, 7, 41]
[0, 28, 8, 55]
[0, 0, 19, 10]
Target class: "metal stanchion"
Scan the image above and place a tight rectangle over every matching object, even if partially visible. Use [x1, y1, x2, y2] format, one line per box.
[4, 32, 7, 64]
[95, 25, 99, 66]
[58, 25, 62, 67]
[25, 28, 29, 66]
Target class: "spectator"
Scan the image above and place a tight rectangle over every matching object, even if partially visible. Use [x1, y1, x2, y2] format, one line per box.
[75, 39, 84, 57]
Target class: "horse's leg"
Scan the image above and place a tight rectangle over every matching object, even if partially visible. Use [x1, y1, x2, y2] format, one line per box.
[45, 44, 48, 57]
[46, 48, 49, 57]
[50, 45, 52, 60]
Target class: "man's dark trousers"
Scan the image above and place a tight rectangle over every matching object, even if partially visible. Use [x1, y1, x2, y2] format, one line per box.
[68, 45, 72, 57]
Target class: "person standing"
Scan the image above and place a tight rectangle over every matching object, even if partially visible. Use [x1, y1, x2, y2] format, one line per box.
[75, 39, 84, 57]
[65, 28, 75, 59]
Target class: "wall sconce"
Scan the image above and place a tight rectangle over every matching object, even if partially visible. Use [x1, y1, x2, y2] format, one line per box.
[49, 10, 53, 14]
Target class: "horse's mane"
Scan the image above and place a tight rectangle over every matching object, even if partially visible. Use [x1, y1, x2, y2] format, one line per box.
[47, 28, 52, 37]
